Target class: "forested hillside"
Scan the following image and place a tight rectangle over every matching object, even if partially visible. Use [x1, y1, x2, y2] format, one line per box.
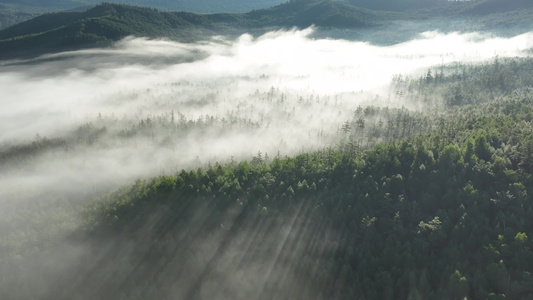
[2, 56, 530, 299]
[0, 4, 217, 59]
[347, 0, 533, 14]
[0, 2, 405, 59]
[77, 123, 533, 299]
[0, 0, 284, 30]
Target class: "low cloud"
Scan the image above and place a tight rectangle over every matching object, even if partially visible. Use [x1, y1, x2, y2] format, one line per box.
[1, 26, 532, 299]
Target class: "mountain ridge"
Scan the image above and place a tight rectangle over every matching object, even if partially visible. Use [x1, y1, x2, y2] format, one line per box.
[0, 1, 406, 59]
[1, 0, 533, 60]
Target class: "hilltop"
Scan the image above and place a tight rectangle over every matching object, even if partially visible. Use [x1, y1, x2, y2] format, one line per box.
[0, 1, 408, 59]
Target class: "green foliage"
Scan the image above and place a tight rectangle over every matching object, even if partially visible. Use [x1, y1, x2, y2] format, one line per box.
[392, 57, 533, 107]
[61, 55, 533, 297]
[76, 109, 533, 298]
[475, 135, 492, 162]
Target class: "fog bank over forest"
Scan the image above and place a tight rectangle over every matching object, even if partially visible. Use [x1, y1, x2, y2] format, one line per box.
[1, 27, 533, 299]
[3, 28, 532, 141]
[2, 26, 532, 218]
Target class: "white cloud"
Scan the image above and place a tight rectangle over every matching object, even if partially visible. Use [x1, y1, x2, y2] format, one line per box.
[2, 27, 532, 197]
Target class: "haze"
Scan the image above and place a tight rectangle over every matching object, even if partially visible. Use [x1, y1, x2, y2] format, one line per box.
[1, 27, 532, 299]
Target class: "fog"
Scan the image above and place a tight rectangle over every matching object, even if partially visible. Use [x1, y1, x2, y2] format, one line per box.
[1, 27, 532, 299]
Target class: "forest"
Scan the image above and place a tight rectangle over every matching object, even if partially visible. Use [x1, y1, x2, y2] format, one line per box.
[71, 57, 533, 300]
[1, 31, 533, 298]
[2, 1, 533, 299]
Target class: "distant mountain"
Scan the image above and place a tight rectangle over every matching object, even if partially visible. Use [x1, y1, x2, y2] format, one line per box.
[346, 0, 533, 14]
[0, 4, 40, 29]
[0, 0, 285, 14]
[459, 0, 533, 15]
[2, 0, 532, 30]
[0, 1, 406, 60]
[1, 0, 533, 60]
[0, 0, 285, 30]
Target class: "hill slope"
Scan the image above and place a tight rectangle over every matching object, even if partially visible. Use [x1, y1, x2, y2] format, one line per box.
[0, 1, 405, 59]
[0, 4, 218, 59]
[74, 87, 533, 299]
[72, 58, 533, 299]
[0, 0, 285, 29]
[346, 0, 533, 14]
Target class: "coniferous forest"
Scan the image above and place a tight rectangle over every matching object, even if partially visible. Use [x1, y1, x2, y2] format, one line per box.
[2, 1, 533, 299]
[73, 59, 533, 299]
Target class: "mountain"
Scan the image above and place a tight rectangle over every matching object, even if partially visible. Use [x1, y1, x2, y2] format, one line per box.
[2, 0, 532, 31]
[0, 4, 215, 59]
[0, 1, 405, 60]
[346, 0, 533, 14]
[0, 0, 284, 30]
[452, 0, 533, 15]
[1, 0, 532, 60]
[0, 0, 286, 16]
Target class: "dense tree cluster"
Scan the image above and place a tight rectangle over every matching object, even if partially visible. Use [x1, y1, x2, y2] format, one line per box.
[392, 57, 533, 107]
[74, 90, 533, 299]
